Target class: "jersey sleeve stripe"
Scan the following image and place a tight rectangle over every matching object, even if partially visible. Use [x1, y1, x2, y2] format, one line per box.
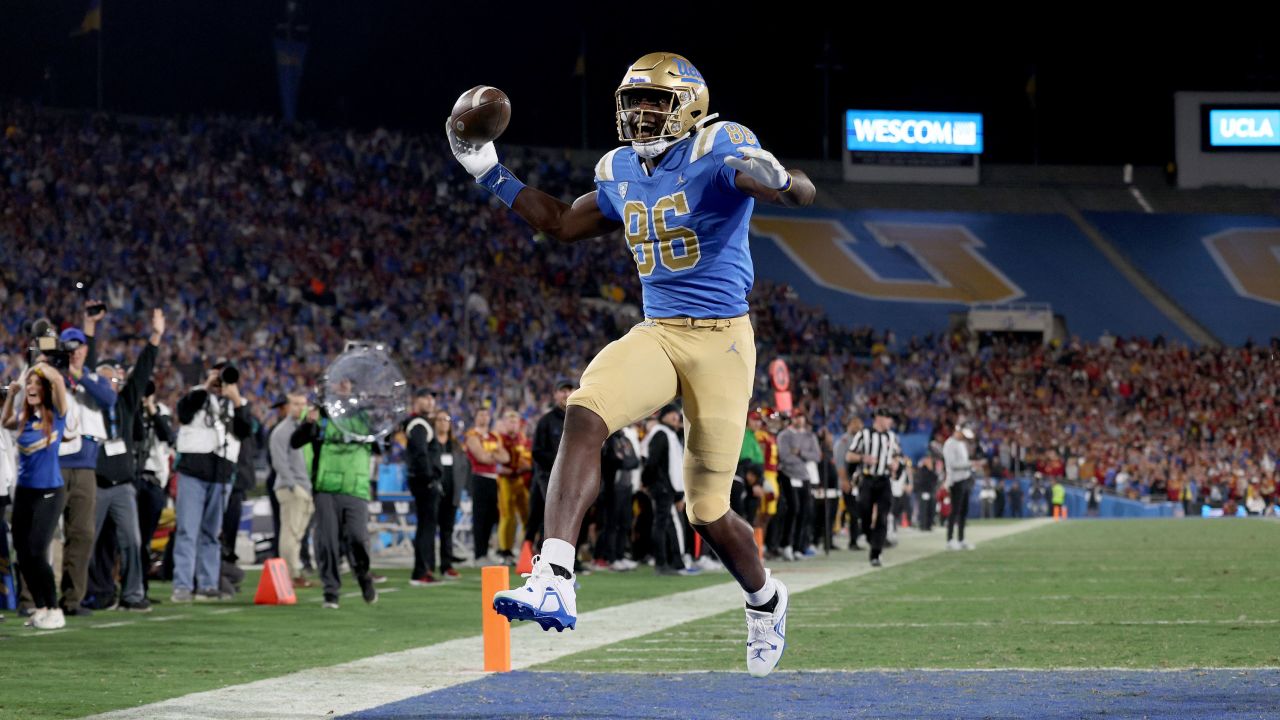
[595, 147, 623, 182]
[690, 121, 728, 164]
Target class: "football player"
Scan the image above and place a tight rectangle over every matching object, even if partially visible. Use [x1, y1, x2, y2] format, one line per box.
[447, 52, 815, 677]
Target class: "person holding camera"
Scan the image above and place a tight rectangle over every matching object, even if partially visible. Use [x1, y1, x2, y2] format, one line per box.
[135, 379, 175, 600]
[89, 309, 165, 612]
[2, 363, 69, 629]
[172, 358, 252, 602]
[48, 301, 118, 616]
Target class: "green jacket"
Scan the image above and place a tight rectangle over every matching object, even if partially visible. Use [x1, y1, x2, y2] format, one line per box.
[740, 427, 763, 465]
[1051, 481, 1066, 505]
[301, 414, 373, 500]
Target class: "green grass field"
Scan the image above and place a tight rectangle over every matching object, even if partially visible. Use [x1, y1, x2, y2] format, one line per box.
[548, 519, 1280, 672]
[2, 519, 1278, 719]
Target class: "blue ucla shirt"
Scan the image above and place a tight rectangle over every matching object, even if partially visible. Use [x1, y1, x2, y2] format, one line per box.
[17, 410, 67, 490]
[593, 121, 762, 319]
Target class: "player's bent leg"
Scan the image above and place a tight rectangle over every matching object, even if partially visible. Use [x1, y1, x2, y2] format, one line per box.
[494, 324, 678, 632]
[492, 407, 604, 631]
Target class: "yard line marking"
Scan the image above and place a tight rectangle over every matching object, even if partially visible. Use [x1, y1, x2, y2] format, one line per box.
[86, 520, 1051, 720]
[90, 621, 138, 629]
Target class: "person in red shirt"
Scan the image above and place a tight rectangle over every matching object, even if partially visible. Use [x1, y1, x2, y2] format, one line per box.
[496, 409, 532, 564]
[465, 407, 510, 565]
[754, 409, 782, 558]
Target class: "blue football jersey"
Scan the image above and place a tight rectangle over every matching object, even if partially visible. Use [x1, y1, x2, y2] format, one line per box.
[594, 121, 763, 319]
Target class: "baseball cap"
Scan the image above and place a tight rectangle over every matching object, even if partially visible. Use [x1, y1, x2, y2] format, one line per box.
[554, 376, 578, 390]
[59, 328, 88, 347]
[874, 407, 895, 419]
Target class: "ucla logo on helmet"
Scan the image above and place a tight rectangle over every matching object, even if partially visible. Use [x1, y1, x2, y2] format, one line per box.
[673, 58, 704, 81]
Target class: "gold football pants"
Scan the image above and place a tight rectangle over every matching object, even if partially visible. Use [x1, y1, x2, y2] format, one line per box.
[568, 315, 755, 525]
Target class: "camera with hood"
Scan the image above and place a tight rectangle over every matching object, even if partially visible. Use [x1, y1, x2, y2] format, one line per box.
[27, 318, 76, 370]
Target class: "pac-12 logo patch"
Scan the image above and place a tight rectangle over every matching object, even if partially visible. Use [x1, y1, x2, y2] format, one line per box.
[618, 182, 629, 198]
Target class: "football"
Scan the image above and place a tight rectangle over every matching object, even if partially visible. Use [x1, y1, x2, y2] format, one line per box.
[450, 86, 511, 145]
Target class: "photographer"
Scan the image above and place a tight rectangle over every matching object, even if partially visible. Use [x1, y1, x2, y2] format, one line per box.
[47, 303, 118, 617]
[135, 379, 175, 599]
[2, 363, 69, 629]
[89, 309, 165, 612]
[171, 359, 252, 602]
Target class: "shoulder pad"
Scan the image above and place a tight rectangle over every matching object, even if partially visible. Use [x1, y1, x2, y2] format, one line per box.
[594, 147, 627, 182]
[690, 121, 730, 163]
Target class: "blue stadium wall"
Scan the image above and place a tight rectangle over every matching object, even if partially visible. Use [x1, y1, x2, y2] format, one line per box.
[749, 209, 1190, 343]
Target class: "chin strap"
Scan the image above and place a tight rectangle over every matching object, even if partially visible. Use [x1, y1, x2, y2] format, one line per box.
[632, 137, 674, 159]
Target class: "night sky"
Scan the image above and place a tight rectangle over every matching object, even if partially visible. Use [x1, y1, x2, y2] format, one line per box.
[1, 2, 1276, 165]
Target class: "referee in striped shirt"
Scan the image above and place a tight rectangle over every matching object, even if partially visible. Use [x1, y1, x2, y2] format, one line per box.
[845, 408, 899, 567]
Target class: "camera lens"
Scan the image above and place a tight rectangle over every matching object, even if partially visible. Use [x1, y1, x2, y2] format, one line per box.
[219, 365, 240, 385]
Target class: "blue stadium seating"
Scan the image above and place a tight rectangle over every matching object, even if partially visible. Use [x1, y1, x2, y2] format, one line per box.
[1085, 212, 1280, 346]
[749, 209, 1189, 342]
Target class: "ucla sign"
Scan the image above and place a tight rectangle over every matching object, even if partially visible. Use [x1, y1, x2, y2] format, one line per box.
[846, 110, 983, 154]
[1208, 109, 1280, 147]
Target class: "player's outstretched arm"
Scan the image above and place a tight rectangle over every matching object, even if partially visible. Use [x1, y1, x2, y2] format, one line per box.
[512, 188, 622, 244]
[446, 121, 620, 243]
[727, 148, 816, 208]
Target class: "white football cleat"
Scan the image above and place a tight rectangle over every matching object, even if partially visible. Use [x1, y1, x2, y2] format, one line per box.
[961, 541, 976, 551]
[492, 555, 578, 632]
[745, 578, 789, 677]
[946, 539, 963, 551]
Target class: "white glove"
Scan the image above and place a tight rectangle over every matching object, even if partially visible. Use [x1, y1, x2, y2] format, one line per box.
[724, 147, 790, 190]
[445, 120, 498, 179]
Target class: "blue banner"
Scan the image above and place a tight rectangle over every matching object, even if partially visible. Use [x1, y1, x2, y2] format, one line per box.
[846, 110, 983, 154]
[274, 38, 307, 123]
[1208, 109, 1280, 147]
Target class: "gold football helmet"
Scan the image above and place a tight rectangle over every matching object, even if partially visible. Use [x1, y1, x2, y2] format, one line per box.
[615, 52, 711, 144]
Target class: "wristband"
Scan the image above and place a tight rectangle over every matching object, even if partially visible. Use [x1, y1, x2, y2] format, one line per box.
[779, 172, 794, 193]
[477, 163, 526, 208]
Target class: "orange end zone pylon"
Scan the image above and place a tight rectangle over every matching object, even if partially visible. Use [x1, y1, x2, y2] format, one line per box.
[515, 540, 534, 575]
[482, 565, 512, 672]
[254, 558, 297, 605]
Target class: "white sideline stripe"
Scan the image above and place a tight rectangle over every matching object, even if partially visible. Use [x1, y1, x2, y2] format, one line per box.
[790, 619, 1280, 629]
[85, 520, 1049, 720]
[545, 666, 1280, 673]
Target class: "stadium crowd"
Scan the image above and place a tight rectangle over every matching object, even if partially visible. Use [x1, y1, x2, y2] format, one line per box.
[2, 102, 1278, 628]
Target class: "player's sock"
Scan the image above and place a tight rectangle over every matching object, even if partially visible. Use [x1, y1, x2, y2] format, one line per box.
[540, 538, 576, 579]
[743, 570, 777, 611]
[746, 592, 780, 614]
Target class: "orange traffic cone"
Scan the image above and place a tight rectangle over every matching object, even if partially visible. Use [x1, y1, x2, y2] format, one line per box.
[254, 558, 297, 605]
[515, 540, 534, 575]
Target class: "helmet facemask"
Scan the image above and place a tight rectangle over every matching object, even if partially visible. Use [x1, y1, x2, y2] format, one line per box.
[614, 53, 711, 159]
[616, 86, 692, 158]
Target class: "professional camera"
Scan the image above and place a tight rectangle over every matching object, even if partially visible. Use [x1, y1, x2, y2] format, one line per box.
[213, 360, 239, 385]
[27, 318, 71, 370]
